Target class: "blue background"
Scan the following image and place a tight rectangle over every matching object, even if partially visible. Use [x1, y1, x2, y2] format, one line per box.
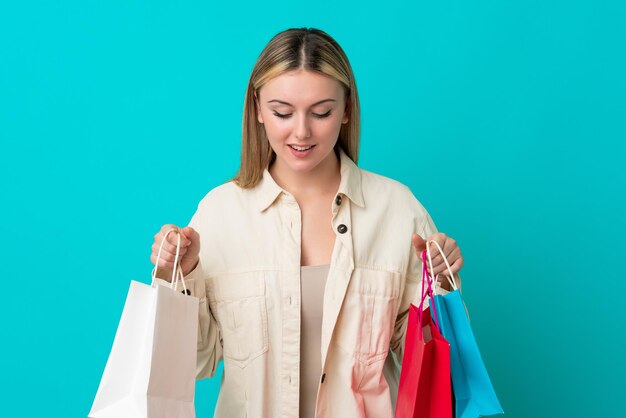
[1, 1, 624, 417]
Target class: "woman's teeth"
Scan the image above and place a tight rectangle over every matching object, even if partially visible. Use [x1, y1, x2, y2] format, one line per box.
[289, 145, 314, 151]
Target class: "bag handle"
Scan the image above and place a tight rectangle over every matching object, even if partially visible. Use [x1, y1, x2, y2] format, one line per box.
[171, 263, 188, 294]
[425, 239, 458, 294]
[418, 250, 440, 334]
[150, 228, 189, 294]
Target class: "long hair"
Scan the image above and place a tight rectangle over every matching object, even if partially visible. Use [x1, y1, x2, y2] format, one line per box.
[231, 27, 361, 189]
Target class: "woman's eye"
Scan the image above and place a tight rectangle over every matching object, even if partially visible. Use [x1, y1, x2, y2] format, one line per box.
[313, 110, 332, 119]
[272, 110, 332, 119]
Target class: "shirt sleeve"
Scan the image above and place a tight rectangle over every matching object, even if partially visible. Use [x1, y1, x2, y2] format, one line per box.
[153, 201, 225, 380]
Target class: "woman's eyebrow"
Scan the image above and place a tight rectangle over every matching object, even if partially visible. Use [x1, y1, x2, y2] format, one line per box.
[267, 99, 336, 107]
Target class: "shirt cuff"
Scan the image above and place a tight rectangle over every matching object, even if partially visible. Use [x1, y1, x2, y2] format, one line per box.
[181, 263, 207, 299]
[153, 261, 206, 299]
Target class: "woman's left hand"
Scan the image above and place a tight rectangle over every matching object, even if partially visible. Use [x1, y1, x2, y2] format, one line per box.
[411, 232, 464, 278]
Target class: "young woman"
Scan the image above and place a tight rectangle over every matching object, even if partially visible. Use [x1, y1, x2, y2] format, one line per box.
[151, 27, 464, 418]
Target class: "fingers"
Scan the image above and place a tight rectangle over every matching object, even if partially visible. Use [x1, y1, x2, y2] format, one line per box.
[431, 247, 461, 274]
[421, 233, 446, 270]
[430, 247, 462, 276]
[441, 236, 457, 259]
[423, 233, 463, 276]
[151, 240, 188, 261]
[159, 224, 192, 248]
[163, 231, 191, 252]
[160, 224, 191, 244]
[447, 256, 464, 276]
[151, 224, 192, 270]
[150, 252, 179, 271]
[411, 233, 426, 254]
[180, 226, 197, 241]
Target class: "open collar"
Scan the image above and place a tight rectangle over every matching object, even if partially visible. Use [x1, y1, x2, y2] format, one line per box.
[254, 146, 365, 212]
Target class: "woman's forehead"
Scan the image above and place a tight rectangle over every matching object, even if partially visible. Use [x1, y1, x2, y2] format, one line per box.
[260, 70, 343, 105]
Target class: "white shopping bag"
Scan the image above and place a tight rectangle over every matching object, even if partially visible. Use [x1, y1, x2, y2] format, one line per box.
[90, 229, 199, 418]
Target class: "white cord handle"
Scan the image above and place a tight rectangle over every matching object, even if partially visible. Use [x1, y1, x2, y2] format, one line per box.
[172, 262, 189, 294]
[425, 239, 459, 294]
[151, 228, 189, 293]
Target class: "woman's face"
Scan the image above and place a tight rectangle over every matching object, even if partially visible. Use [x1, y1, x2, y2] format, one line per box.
[255, 69, 349, 175]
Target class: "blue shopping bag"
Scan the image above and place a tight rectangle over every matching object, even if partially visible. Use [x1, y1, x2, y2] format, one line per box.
[424, 241, 504, 418]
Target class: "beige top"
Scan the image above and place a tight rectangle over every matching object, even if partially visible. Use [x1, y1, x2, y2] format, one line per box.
[299, 264, 331, 418]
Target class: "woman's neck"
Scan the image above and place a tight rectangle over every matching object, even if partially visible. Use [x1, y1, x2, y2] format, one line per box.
[269, 149, 341, 200]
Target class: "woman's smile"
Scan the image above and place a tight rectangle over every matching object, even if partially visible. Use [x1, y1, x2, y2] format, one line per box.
[288, 143, 316, 157]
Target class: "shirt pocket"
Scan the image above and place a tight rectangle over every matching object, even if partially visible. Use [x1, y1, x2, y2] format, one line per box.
[209, 270, 269, 368]
[334, 268, 401, 365]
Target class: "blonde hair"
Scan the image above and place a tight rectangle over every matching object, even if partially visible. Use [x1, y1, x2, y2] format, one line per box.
[231, 27, 361, 189]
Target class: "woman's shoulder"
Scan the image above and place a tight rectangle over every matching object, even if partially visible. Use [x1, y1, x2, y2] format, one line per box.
[195, 180, 246, 211]
[357, 167, 435, 234]
[358, 167, 426, 210]
[359, 167, 407, 191]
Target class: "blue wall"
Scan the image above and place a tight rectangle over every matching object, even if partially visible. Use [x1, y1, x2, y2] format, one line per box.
[1, 1, 624, 416]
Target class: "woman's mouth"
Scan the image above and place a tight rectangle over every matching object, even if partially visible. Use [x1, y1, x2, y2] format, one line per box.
[288, 144, 316, 157]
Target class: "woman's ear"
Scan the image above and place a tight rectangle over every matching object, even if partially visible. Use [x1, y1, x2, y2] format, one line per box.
[254, 90, 264, 124]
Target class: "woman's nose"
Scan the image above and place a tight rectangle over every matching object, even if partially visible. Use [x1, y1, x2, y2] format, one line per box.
[294, 113, 311, 140]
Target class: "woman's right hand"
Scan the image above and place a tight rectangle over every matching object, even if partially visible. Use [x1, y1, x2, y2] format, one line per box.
[151, 224, 200, 281]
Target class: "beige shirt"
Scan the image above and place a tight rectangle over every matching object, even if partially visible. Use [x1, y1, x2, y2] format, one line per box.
[181, 147, 459, 418]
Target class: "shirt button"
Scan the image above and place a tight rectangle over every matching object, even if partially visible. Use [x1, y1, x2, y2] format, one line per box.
[321, 373, 326, 383]
[337, 224, 348, 234]
[335, 195, 342, 206]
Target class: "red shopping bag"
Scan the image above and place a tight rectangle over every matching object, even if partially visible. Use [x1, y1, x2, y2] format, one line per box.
[394, 251, 453, 418]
